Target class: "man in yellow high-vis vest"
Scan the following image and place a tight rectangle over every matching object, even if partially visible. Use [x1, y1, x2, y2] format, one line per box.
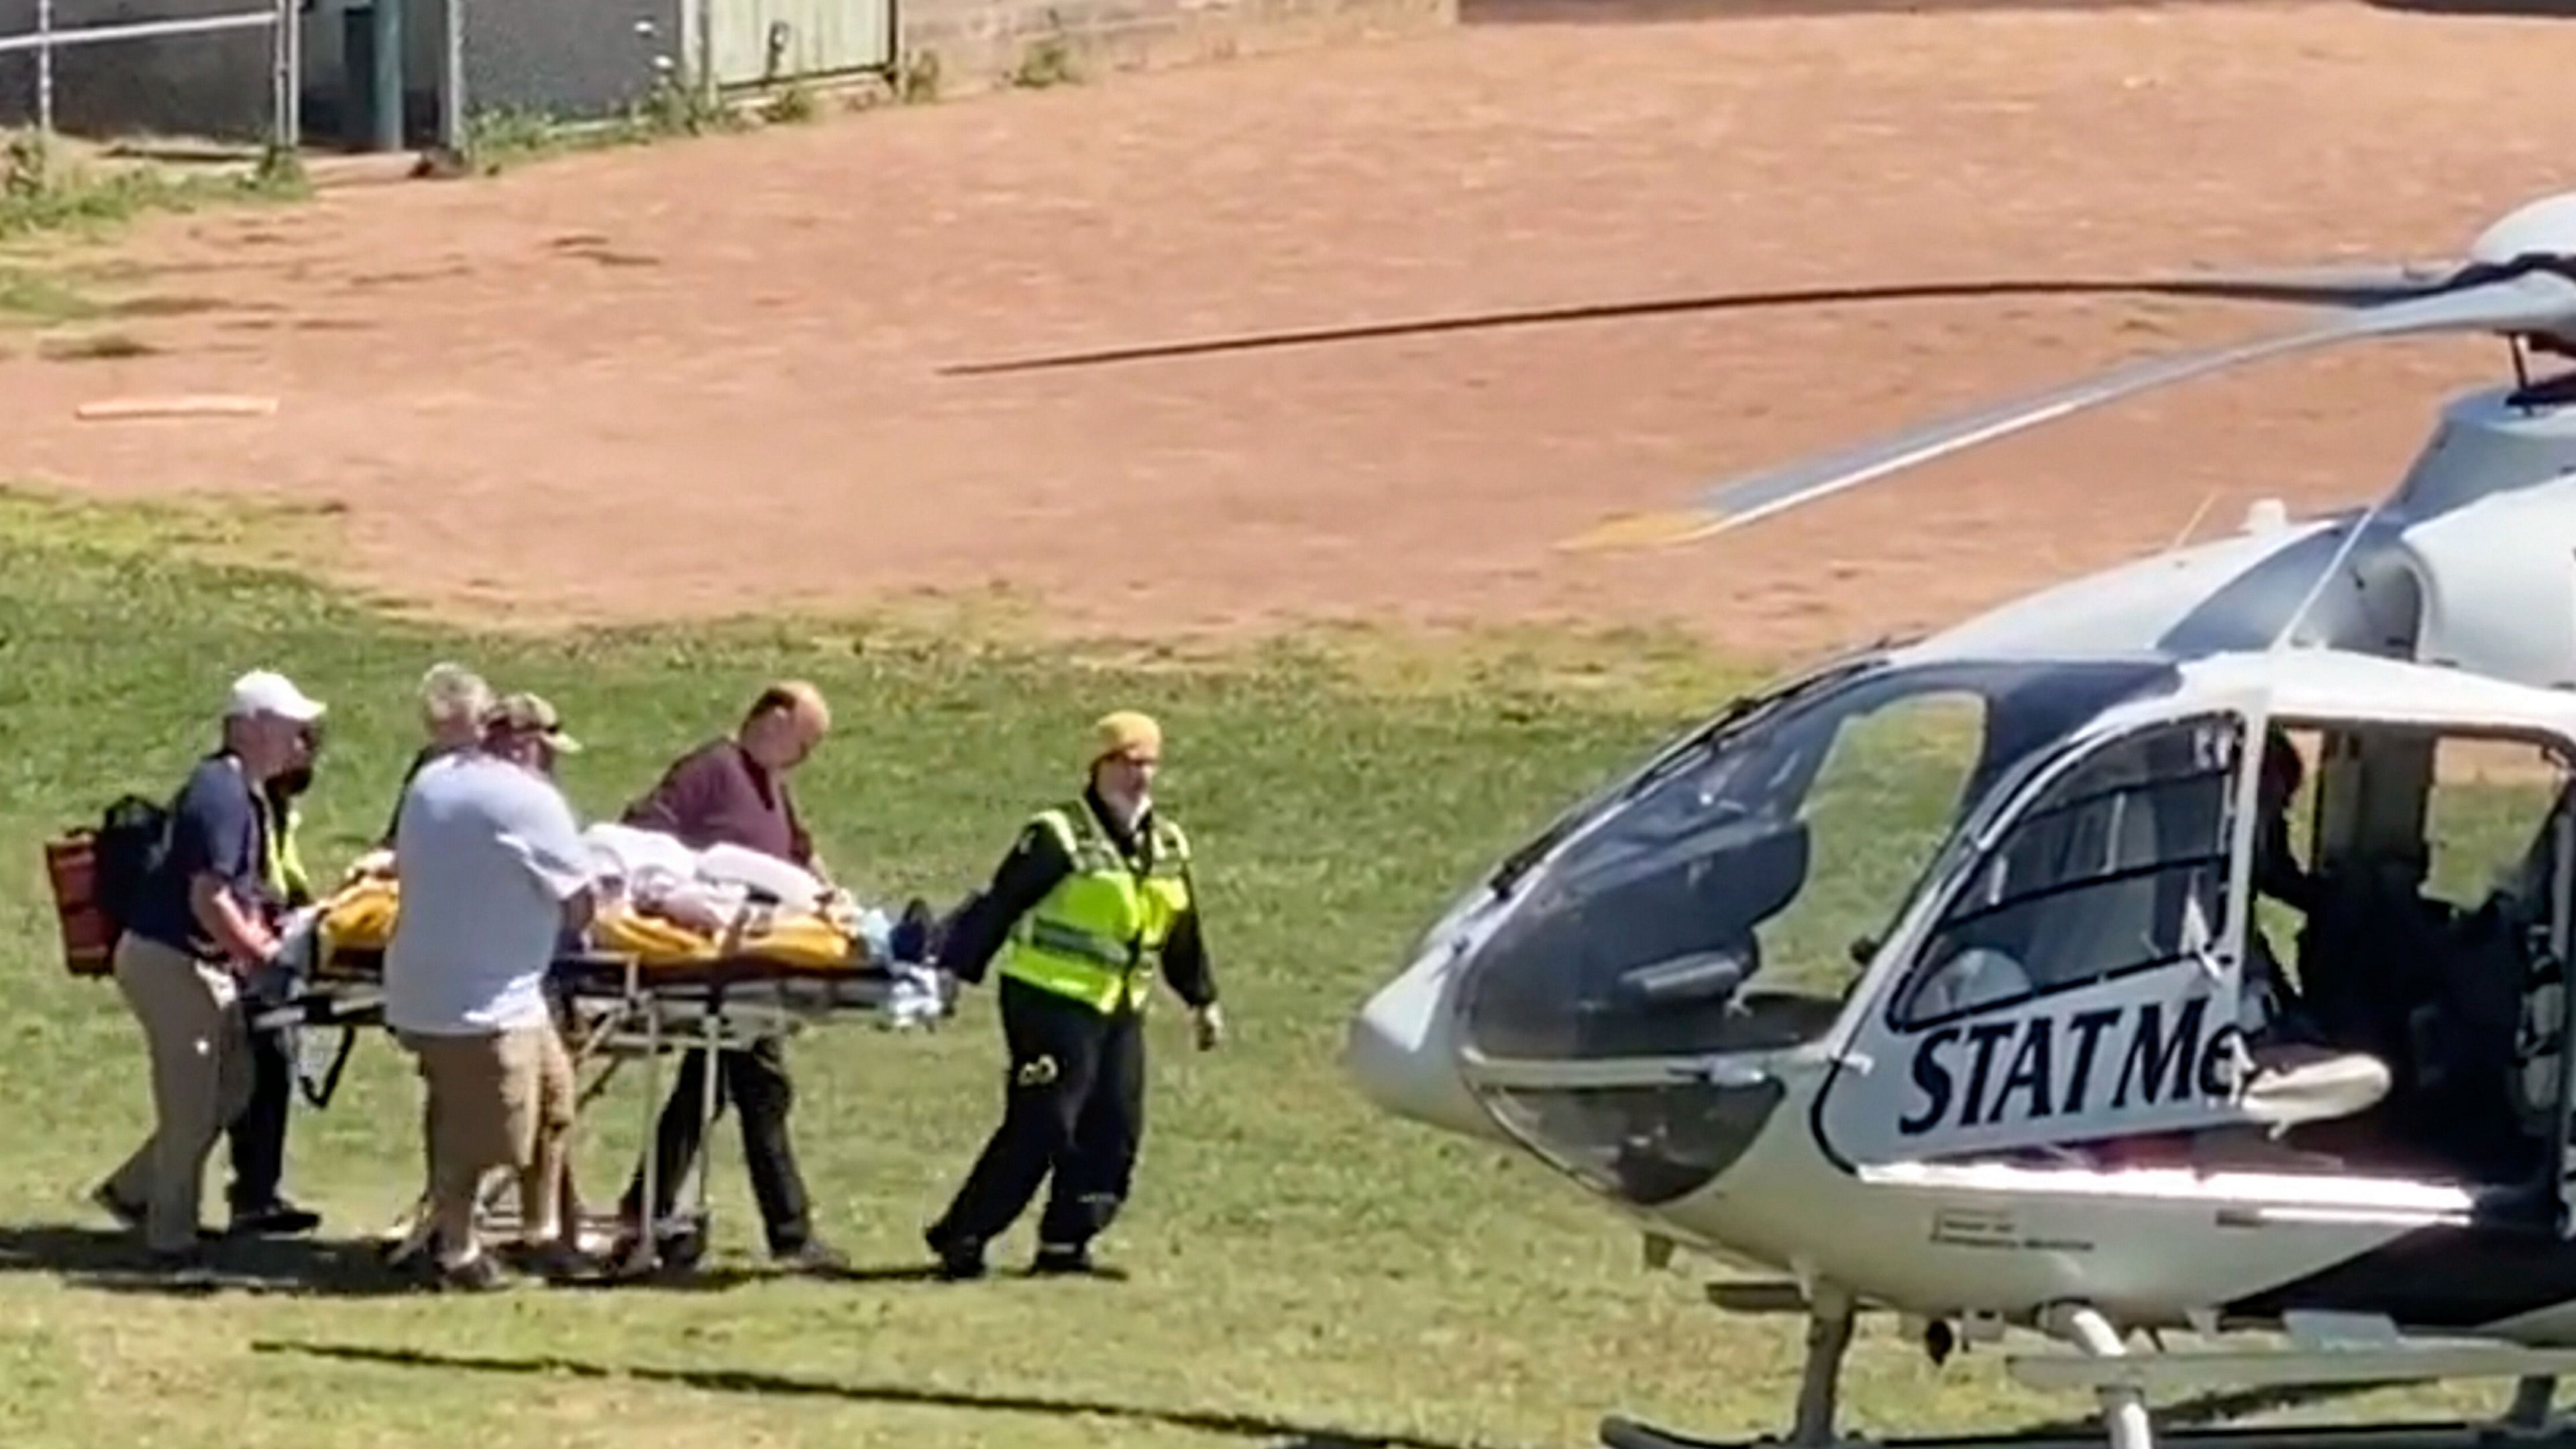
[224, 729, 324, 1236]
[923, 710, 1224, 1281]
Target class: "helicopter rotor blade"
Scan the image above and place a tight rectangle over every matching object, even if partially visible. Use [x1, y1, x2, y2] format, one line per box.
[1560, 267, 2576, 553]
[940, 262, 2464, 377]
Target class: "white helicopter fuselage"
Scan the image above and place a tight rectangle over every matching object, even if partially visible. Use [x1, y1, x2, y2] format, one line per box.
[1328, 190, 2576, 1449]
[1347, 406, 2576, 1350]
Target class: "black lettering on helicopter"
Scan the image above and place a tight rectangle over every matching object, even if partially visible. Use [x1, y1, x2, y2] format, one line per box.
[2110, 998, 2206, 1110]
[1899, 995, 2242, 1136]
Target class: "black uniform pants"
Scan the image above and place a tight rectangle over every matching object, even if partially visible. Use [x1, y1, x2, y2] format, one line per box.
[225, 1024, 294, 1211]
[619, 1034, 814, 1254]
[932, 978, 1146, 1252]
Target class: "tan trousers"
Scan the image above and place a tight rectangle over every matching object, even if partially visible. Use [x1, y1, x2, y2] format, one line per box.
[400, 1022, 576, 1263]
[103, 934, 254, 1254]
[383, 1000, 586, 1260]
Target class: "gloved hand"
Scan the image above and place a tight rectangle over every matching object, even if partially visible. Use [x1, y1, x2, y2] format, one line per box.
[1191, 1002, 1226, 1052]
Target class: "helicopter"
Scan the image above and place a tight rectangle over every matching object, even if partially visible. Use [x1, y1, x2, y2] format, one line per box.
[945, 186, 2576, 1449]
[1279, 189, 2576, 1449]
[958, 185, 2576, 1444]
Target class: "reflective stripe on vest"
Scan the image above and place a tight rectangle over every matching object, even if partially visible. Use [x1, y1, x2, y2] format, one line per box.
[260, 796, 311, 904]
[998, 802, 1191, 1014]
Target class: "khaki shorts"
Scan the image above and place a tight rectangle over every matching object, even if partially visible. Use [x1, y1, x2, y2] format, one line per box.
[400, 1022, 575, 1174]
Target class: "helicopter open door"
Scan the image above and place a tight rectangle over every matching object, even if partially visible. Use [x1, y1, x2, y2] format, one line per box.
[1816, 693, 2275, 1168]
[2529, 784, 2576, 1236]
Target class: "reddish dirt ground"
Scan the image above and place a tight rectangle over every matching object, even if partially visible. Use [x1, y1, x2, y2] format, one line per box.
[8, 0, 2576, 661]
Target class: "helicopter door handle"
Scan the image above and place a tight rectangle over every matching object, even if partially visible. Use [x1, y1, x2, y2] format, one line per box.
[1686, 1059, 1774, 1089]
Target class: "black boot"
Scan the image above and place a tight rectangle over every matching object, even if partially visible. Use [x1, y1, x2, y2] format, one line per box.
[924, 1224, 985, 1281]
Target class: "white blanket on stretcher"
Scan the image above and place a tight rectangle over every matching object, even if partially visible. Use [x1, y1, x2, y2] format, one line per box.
[581, 822, 835, 921]
[266, 824, 951, 1030]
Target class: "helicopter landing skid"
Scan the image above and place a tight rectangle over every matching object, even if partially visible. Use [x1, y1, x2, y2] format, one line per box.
[1607, 1290, 2572, 1449]
[1597, 1419, 2571, 1449]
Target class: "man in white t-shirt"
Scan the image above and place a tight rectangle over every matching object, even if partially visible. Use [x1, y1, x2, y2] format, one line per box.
[386, 692, 594, 1291]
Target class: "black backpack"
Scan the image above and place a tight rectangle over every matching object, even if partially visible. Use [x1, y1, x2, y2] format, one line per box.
[92, 793, 172, 935]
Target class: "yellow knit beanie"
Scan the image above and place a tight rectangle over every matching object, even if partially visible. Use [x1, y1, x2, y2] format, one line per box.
[1092, 710, 1163, 765]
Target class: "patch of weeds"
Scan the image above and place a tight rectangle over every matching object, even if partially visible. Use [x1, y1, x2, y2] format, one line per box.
[761, 80, 820, 125]
[1010, 28, 1080, 87]
[627, 72, 751, 140]
[5, 129, 50, 198]
[896, 48, 943, 103]
[250, 142, 307, 195]
[36, 330, 155, 361]
[0, 127, 307, 244]
[458, 105, 568, 175]
[0, 268, 102, 326]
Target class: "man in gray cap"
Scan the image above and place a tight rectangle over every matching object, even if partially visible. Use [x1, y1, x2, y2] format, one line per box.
[385, 692, 594, 1289]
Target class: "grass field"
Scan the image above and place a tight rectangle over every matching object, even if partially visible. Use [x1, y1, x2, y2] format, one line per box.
[0, 488, 2555, 1449]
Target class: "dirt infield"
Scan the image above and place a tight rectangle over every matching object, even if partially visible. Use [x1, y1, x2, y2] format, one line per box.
[5, 1, 2575, 660]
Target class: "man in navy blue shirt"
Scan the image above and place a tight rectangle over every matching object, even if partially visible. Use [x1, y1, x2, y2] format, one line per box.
[94, 669, 327, 1266]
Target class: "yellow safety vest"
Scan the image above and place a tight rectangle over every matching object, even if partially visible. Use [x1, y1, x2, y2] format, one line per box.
[259, 793, 312, 906]
[998, 802, 1192, 1015]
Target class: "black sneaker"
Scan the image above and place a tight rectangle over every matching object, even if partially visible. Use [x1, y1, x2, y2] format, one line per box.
[90, 1183, 145, 1231]
[1030, 1244, 1095, 1276]
[773, 1239, 852, 1275]
[1030, 1244, 1128, 1280]
[924, 1226, 985, 1281]
[229, 1199, 323, 1237]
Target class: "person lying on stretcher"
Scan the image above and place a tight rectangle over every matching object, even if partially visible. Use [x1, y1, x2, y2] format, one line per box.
[292, 820, 896, 971]
[580, 822, 856, 938]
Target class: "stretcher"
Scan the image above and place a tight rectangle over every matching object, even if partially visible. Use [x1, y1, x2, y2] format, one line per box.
[249, 870, 957, 1278]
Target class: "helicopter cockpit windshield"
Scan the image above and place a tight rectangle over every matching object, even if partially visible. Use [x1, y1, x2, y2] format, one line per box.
[1442, 654, 2186, 1205]
[1456, 655, 2187, 1065]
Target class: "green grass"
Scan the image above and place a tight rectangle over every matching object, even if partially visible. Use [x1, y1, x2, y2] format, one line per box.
[0, 130, 310, 330]
[0, 491, 2557, 1449]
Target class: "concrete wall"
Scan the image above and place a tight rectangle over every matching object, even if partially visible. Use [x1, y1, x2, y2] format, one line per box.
[894, 0, 1452, 93]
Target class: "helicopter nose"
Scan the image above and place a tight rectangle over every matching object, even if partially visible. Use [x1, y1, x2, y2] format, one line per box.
[1344, 948, 1501, 1143]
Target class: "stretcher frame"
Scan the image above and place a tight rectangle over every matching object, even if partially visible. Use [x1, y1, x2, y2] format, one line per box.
[250, 943, 950, 1279]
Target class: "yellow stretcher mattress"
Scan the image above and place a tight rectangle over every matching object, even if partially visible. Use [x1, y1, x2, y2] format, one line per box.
[314, 873, 866, 973]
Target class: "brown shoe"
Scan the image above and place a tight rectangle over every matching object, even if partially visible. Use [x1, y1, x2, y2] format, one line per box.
[507, 1238, 598, 1283]
[435, 1252, 513, 1293]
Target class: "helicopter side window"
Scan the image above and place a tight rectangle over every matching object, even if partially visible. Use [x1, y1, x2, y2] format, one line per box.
[1892, 714, 2243, 1030]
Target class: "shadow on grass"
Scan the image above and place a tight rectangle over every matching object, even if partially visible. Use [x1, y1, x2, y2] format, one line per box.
[2023, 1381, 2400, 1437]
[0, 1220, 422, 1299]
[0, 1221, 791, 1299]
[253, 1338, 1514, 1449]
[2358, 0, 2576, 15]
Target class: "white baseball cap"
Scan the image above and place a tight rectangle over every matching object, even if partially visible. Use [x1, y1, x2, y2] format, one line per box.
[225, 669, 327, 723]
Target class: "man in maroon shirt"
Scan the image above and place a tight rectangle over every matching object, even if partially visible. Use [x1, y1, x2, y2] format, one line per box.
[612, 681, 845, 1273]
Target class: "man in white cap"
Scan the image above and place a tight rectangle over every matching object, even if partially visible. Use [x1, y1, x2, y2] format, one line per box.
[94, 669, 326, 1267]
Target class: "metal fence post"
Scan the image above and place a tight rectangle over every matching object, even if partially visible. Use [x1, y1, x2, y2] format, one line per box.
[370, 0, 402, 150]
[285, 0, 302, 150]
[35, 0, 53, 151]
[697, 0, 715, 101]
[440, 0, 463, 153]
[268, 0, 286, 158]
